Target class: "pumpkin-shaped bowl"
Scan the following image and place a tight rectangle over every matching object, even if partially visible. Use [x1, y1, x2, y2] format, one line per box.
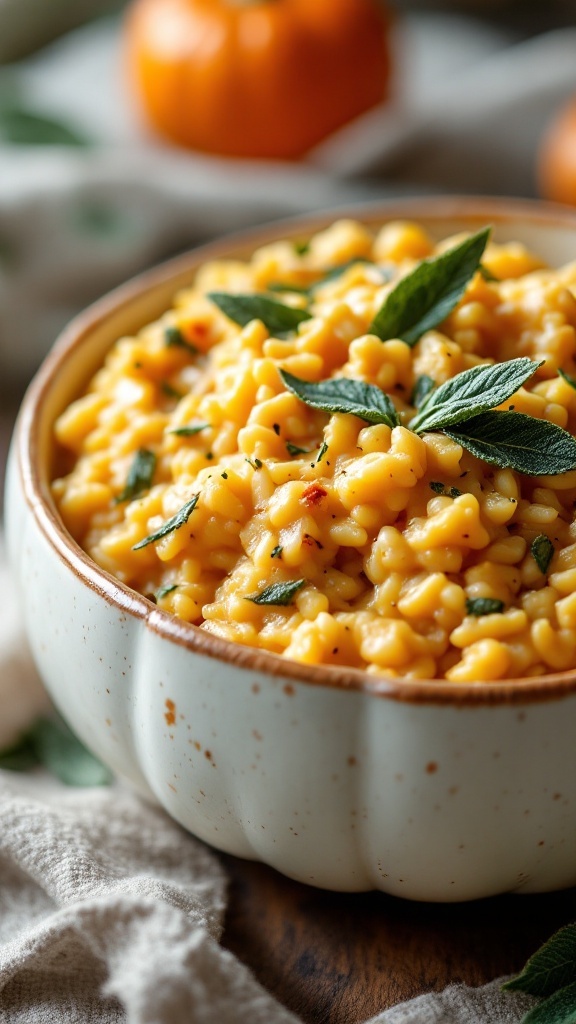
[6, 196, 576, 901]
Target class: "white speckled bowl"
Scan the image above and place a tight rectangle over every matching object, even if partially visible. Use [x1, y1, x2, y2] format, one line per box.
[6, 197, 576, 901]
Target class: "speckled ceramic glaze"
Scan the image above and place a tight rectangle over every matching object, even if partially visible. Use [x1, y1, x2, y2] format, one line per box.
[6, 198, 576, 901]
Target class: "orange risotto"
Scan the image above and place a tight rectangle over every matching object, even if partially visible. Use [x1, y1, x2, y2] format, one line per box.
[52, 219, 576, 682]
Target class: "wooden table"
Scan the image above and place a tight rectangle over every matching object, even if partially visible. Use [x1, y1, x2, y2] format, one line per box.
[221, 856, 576, 1022]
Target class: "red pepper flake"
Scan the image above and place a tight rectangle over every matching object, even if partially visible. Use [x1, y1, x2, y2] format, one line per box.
[301, 483, 327, 507]
[164, 699, 176, 726]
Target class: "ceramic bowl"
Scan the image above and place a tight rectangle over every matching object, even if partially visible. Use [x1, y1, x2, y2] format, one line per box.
[6, 196, 576, 901]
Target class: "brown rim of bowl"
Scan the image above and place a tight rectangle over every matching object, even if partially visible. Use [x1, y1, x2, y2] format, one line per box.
[15, 195, 576, 706]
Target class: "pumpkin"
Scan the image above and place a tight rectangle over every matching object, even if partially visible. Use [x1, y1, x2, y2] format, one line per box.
[538, 95, 576, 206]
[125, 0, 391, 160]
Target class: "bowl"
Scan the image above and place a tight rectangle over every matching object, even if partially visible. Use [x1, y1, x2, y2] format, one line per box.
[6, 196, 576, 902]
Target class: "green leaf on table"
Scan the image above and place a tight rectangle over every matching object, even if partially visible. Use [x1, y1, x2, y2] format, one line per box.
[115, 448, 156, 504]
[409, 358, 541, 433]
[369, 227, 491, 346]
[280, 370, 401, 428]
[0, 106, 90, 146]
[0, 718, 112, 786]
[207, 292, 311, 335]
[133, 493, 200, 550]
[246, 579, 306, 606]
[504, 924, 576, 999]
[531, 535, 555, 575]
[444, 411, 576, 475]
[521, 981, 576, 1024]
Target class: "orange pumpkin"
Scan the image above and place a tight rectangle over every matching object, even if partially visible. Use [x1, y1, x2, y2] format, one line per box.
[125, 0, 391, 160]
[538, 95, 576, 206]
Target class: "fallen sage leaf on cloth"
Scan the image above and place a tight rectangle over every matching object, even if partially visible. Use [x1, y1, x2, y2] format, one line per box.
[503, 923, 576, 1024]
[0, 716, 113, 786]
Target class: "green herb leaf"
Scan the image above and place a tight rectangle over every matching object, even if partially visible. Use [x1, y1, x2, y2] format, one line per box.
[245, 457, 263, 470]
[286, 441, 311, 456]
[429, 482, 462, 497]
[504, 925, 576, 999]
[168, 422, 211, 437]
[268, 259, 384, 299]
[369, 227, 491, 346]
[164, 325, 198, 355]
[246, 579, 306, 606]
[133, 494, 199, 550]
[532, 535, 555, 574]
[520, 979, 576, 1024]
[271, 545, 283, 559]
[280, 370, 401, 428]
[559, 369, 576, 391]
[293, 240, 310, 256]
[161, 381, 184, 400]
[409, 358, 541, 433]
[411, 374, 435, 409]
[115, 448, 156, 504]
[316, 440, 329, 462]
[0, 718, 112, 786]
[479, 263, 500, 282]
[465, 597, 505, 616]
[445, 411, 576, 475]
[0, 106, 90, 146]
[207, 292, 311, 335]
[156, 583, 178, 600]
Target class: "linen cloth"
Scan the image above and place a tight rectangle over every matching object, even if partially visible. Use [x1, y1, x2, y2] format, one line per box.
[0, 8, 571, 1021]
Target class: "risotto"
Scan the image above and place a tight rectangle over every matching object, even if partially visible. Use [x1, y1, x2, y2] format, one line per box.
[52, 218, 576, 682]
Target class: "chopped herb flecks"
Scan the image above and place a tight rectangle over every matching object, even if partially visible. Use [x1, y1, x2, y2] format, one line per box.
[133, 494, 200, 550]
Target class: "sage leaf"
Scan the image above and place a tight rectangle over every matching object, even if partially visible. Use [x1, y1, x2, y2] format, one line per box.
[316, 440, 329, 462]
[0, 718, 112, 786]
[520, 981, 576, 1024]
[286, 441, 311, 456]
[369, 227, 490, 346]
[156, 584, 178, 600]
[531, 535, 555, 574]
[133, 493, 200, 550]
[168, 422, 210, 437]
[280, 370, 401, 427]
[465, 597, 505, 616]
[411, 374, 435, 409]
[115, 448, 156, 504]
[445, 411, 576, 475]
[559, 369, 576, 391]
[503, 924, 576, 999]
[207, 292, 311, 335]
[0, 106, 90, 146]
[429, 482, 462, 497]
[164, 325, 198, 355]
[270, 545, 283, 559]
[410, 358, 541, 433]
[246, 579, 306, 606]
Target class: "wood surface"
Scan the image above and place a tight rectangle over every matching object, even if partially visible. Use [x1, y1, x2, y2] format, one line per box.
[220, 854, 576, 1024]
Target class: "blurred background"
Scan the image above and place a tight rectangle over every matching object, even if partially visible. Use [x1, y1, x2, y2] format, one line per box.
[2, 0, 576, 482]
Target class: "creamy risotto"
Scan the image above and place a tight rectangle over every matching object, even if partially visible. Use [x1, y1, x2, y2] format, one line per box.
[52, 219, 576, 682]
